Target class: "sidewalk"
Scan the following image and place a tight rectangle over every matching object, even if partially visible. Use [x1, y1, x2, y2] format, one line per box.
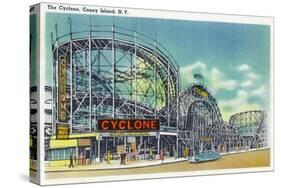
[45, 157, 188, 172]
[45, 148, 269, 172]
[220, 147, 269, 156]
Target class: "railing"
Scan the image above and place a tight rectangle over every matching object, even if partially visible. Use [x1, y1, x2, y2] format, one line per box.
[51, 25, 179, 72]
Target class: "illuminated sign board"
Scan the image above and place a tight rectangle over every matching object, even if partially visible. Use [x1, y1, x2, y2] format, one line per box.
[56, 124, 69, 140]
[58, 55, 67, 122]
[98, 119, 160, 131]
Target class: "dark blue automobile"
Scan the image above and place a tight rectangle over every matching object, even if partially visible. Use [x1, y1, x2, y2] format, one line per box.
[189, 150, 221, 163]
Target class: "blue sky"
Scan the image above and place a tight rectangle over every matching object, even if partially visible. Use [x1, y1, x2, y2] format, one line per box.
[45, 13, 271, 121]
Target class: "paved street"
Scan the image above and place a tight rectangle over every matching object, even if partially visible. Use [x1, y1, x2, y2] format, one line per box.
[45, 148, 270, 180]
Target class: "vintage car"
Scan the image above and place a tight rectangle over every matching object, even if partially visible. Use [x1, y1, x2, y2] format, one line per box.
[189, 150, 221, 163]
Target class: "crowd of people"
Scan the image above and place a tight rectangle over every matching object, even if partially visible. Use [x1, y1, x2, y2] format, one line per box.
[68, 152, 88, 168]
[68, 148, 170, 168]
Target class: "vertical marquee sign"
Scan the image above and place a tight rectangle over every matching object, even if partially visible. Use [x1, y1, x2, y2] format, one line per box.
[58, 55, 67, 122]
[57, 55, 69, 139]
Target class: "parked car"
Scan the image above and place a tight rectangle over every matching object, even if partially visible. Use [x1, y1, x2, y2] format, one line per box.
[189, 150, 220, 163]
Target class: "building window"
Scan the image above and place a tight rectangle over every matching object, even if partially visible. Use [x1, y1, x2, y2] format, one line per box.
[47, 148, 75, 160]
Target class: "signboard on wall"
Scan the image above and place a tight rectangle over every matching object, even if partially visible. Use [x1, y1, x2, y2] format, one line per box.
[97, 119, 160, 131]
[56, 124, 69, 140]
[58, 55, 67, 122]
[78, 139, 91, 146]
[127, 137, 136, 143]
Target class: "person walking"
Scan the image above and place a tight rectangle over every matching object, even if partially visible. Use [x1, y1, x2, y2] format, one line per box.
[186, 148, 189, 159]
[107, 150, 111, 164]
[149, 148, 153, 161]
[160, 150, 164, 164]
[79, 152, 84, 166]
[74, 154, 77, 165]
[174, 148, 177, 160]
[123, 152, 126, 165]
[69, 152, 74, 168]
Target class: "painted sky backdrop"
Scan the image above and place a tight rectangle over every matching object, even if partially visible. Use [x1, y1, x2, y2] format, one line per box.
[45, 13, 270, 121]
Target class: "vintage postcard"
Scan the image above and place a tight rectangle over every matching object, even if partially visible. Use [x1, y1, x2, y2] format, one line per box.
[29, 2, 273, 185]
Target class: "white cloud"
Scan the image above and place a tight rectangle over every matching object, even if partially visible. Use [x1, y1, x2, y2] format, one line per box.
[237, 64, 259, 88]
[206, 67, 237, 94]
[180, 62, 268, 121]
[180, 61, 207, 88]
[237, 90, 247, 97]
[251, 85, 266, 96]
[180, 62, 237, 94]
[247, 72, 259, 80]
[237, 64, 250, 72]
[241, 80, 253, 87]
[183, 61, 206, 71]
[218, 89, 261, 121]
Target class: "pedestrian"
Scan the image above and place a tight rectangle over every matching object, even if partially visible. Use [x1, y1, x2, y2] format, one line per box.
[83, 153, 86, 165]
[174, 149, 177, 160]
[107, 150, 111, 164]
[80, 152, 83, 166]
[149, 148, 153, 161]
[91, 153, 95, 164]
[186, 148, 189, 159]
[69, 152, 74, 168]
[160, 150, 164, 164]
[120, 152, 123, 165]
[123, 152, 127, 165]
